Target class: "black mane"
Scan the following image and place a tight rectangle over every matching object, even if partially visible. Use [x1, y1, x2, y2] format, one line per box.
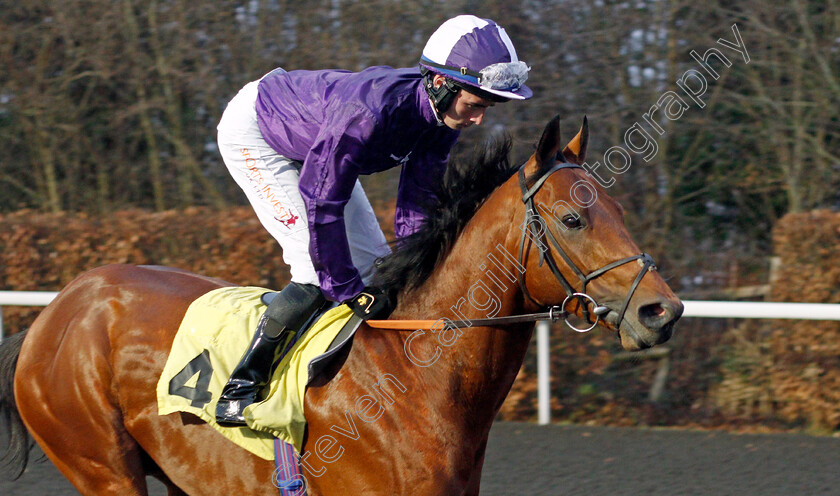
[373, 135, 517, 298]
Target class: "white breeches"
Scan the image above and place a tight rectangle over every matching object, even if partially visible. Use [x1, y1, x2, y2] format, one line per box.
[216, 78, 390, 289]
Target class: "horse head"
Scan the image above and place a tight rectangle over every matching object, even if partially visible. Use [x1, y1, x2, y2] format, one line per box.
[516, 115, 682, 350]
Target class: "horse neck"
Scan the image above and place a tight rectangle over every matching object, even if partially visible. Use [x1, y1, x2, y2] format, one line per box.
[392, 178, 533, 419]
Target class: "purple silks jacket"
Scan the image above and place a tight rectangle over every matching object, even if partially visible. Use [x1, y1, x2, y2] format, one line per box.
[255, 67, 460, 302]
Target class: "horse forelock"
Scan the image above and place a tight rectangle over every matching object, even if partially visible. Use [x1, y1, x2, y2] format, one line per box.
[373, 135, 517, 298]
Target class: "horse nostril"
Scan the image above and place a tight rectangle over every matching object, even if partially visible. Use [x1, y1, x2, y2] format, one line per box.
[638, 301, 678, 329]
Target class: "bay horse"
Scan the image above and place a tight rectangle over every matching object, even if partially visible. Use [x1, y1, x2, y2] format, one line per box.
[0, 116, 682, 495]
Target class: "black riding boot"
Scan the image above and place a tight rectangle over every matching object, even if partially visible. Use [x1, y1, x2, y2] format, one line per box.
[215, 282, 325, 427]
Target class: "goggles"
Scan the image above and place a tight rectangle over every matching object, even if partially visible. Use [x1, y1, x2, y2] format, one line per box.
[420, 57, 530, 92]
[477, 61, 531, 91]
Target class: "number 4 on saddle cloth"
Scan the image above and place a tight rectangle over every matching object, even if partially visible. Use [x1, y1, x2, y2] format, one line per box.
[156, 286, 361, 460]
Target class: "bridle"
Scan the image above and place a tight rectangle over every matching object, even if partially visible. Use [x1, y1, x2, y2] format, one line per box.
[365, 160, 658, 333]
[517, 161, 657, 332]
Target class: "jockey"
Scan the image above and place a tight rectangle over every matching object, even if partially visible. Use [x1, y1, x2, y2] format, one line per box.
[215, 15, 532, 426]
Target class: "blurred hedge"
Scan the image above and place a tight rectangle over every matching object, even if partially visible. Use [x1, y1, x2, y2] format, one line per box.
[0, 207, 290, 335]
[765, 210, 840, 430]
[652, 209, 840, 433]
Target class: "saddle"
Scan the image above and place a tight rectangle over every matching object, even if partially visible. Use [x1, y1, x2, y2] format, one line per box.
[156, 286, 361, 459]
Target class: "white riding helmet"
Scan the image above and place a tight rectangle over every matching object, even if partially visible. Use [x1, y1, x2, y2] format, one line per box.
[420, 15, 532, 101]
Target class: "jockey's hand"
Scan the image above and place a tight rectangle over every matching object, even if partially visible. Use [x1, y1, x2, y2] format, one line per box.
[346, 287, 394, 320]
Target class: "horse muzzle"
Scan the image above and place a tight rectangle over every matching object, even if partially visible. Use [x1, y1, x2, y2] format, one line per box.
[615, 298, 683, 350]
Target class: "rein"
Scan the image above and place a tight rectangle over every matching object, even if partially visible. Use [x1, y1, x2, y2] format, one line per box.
[366, 308, 565, 330]
[367, 161, 657, 333]
[366, 293, 601, 331]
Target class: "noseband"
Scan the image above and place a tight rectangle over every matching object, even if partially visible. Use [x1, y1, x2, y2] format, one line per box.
[518, 162, 657, 332]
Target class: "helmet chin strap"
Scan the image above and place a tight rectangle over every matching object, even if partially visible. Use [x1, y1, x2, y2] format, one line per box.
[421, 68, 459, 124]
[428, 98, 446, 126]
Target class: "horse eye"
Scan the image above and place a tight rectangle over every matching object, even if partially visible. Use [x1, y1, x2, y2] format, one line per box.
[561, 215, 583, 230]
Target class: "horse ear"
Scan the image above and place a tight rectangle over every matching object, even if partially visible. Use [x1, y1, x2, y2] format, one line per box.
[561, 116, 589, 165]
[536, 115, 562, 166]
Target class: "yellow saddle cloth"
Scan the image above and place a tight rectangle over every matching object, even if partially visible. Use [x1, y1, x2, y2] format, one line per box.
[156, 286, 354, 459]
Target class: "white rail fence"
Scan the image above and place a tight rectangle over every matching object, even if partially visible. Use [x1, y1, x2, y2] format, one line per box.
[0, 291, 59, 343]
[4, 292, 840, 425]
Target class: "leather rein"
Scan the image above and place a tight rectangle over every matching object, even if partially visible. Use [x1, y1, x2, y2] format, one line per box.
[367, 161, 657, 332]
